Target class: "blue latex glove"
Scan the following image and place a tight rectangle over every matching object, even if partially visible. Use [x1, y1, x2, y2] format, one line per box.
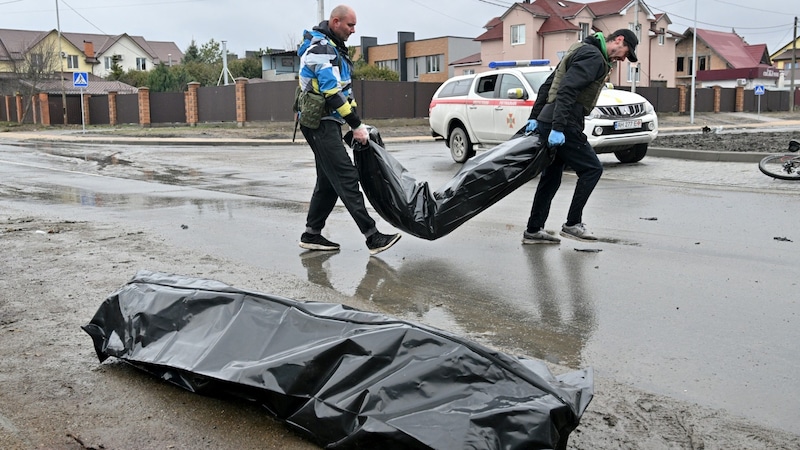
[548, 129, 565, 146]
[525, 119, 538, 132]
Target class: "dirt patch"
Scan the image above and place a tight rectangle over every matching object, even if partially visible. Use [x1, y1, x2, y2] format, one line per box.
[2, 210, 799, 449]
[654, 130, 799, 153]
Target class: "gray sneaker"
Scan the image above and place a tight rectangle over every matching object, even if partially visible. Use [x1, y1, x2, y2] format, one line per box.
[522, 230, 561, 244]
[560, 223, 597, 242]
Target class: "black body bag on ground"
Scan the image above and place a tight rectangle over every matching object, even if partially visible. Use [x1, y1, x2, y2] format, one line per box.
[345, 128, 553, 240]
[83, 270, 593, 450]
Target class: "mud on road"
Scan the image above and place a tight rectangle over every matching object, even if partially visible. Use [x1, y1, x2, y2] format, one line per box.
[2, 210, 799, 449]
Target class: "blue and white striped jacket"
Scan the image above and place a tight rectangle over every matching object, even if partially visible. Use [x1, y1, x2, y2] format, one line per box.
[297, 22, 361, 129]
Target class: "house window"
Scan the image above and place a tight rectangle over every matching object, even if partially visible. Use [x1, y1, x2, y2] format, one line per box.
[658, 27, 665, 46]
[66, 54, 79, 69]
[136, 57, 147, 70]
[688, 57, 694, 75]
[676, 57, 684, 72]
[413, 58, 419, 78]
[627, 63, 640, 83]
[463, 69, 475, 75]
[426, 55, 441, 73]
[376, 60, 398, 72]
[698, 55, 708, 71]
[104, 56, 113, 69]
[511, 24, 525, 45]
[31, 53, 44, 69]
[579, 23, 589, 41]
[629, 23, 641, 41]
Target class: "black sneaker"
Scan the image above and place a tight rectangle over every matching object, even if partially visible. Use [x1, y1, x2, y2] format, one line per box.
[299, 232, 340, 251]
[365, 232, 401, 255]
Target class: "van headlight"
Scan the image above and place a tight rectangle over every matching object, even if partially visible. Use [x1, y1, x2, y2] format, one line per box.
[645, 102, 655, 114]
[588, 107, 602, 119]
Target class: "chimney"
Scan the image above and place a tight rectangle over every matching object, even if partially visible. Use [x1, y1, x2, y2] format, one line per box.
[84, 41, 95, 58]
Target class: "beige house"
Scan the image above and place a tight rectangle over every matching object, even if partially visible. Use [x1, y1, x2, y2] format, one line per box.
[676, 28, 779, 89]
[467, 0, 679, 88]
[0, 28, 182, 79]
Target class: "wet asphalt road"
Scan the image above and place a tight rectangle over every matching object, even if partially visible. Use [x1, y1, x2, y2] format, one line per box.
[0, 138, 799, 434]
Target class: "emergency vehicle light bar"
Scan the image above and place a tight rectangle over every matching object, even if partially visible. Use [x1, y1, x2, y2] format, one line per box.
[488, 60, 550, 68]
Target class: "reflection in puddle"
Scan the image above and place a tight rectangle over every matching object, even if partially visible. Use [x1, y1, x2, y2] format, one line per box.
[298, 248, 599, 368]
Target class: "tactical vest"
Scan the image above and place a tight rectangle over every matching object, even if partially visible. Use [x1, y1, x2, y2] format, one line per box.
[547, 41, 611, 115]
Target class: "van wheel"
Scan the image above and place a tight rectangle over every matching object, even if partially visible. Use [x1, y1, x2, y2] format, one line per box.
[614, 143, 648, 163]
[449, 127, 475, 163]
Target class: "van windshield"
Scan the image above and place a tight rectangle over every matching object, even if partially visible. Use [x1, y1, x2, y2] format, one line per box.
[523, 71, 552, 94]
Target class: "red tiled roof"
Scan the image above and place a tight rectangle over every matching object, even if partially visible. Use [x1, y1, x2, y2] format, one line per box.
[475, 18, 503, 41]
[587, 0, 633, 17]
[520, 0, 582, 35]
[450, 52, 481, 66]
[695, 28, 760, 68]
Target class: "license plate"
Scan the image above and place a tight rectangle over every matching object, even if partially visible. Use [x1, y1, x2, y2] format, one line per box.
[614, 119, 642, 130]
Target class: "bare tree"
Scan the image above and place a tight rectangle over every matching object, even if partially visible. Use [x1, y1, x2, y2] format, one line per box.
[5, 40, 61, 123]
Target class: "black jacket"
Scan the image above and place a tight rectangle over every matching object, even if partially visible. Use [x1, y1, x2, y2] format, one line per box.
[529, 35, 610, 132]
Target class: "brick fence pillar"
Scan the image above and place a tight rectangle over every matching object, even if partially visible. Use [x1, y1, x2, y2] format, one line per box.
[138, 86, 151, 127]
[735, 85, 744, 112]
[235, 77, 248, 127]
[82, 93, 91, 125]
[15, 93, 23, 123]
[38, 93, 50, 125]
[677, 84, 686, 114]
[712, 85, 721, 113]
[185, 82, 200, 127]
[108, 91, 118, 126]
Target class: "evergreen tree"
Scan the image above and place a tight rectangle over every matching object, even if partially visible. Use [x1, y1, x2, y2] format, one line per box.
[183, 40, 201, 63]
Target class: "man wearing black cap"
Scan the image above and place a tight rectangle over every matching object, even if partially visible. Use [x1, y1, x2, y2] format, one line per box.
[521, 29, 638, 244]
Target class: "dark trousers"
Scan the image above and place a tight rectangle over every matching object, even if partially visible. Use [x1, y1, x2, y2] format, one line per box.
[301, 120, 377, 236]
[527, 122, 603, 232]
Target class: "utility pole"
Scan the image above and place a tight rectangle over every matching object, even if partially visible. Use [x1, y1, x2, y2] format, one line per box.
[317, 0, 324, 23]
[791, 16, 797, 112]
[55, 0, 67, 125]
[632, 0, 639, 94]
[690, 0, 698, 124]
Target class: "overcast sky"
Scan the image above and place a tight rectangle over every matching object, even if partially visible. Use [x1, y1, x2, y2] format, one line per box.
[2, 0, 797, 57]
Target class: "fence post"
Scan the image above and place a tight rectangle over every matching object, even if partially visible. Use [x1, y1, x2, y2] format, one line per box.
[38, 93, 50, 126]
[108, 91, 118, 126]
[185, 82, 200, 127]
[735, 85, 744, 112]
[138, 86, 151, 127]
[15, 93, 23, 123]
[235, 77, 248, 127]
[712, 85, 721, 113]
[677, 85, 686, 114]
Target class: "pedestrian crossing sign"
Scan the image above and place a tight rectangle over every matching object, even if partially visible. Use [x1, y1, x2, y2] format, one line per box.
[73, 72, 89, 88]
[754, 85, 765, 95]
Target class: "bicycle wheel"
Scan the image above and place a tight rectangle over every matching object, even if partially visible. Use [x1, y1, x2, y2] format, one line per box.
[759, 155, 800, 180]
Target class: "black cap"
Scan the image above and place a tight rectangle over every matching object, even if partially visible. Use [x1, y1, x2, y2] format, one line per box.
[610, 29, 639, 63]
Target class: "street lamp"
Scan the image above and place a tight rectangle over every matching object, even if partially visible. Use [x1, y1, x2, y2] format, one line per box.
[55, 0, 67, 125]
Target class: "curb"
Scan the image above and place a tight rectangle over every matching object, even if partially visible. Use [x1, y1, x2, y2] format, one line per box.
[647, 147, 767, 163]
[0, 132, 772, 163]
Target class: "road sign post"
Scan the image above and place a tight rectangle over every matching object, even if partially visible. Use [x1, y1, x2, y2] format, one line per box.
[754, 85, 765, 116]
[73, 72, 89, 133]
